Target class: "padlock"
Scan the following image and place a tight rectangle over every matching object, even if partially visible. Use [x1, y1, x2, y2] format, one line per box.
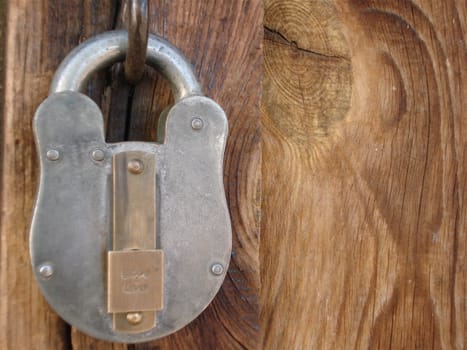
[30, 30, 232, 343]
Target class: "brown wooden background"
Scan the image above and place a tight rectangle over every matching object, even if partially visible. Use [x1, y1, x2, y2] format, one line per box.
[1, 0, 465, 349]
[263, 0, 465, 349]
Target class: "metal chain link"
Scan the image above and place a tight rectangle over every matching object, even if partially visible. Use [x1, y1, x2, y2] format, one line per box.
[124, 0, 149, 84]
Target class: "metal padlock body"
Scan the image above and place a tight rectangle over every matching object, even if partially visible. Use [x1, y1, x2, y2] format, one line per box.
[30, 31, 231, 343]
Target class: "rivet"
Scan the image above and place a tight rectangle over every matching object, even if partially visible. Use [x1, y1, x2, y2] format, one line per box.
[91, 149, 105, 161]
[127, 159, 144, 174]
[211, 263, 224, 276]
[38, 263, 54, 279]
[191, 117, 204, 130]
[46, 149, 60, 161]
[126, 312, 143, 325]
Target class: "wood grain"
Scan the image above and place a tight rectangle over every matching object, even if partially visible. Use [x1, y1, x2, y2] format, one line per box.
[0, 2, 115, 349]
[262, 0, 465, 349]
[0, 0, 261, 349]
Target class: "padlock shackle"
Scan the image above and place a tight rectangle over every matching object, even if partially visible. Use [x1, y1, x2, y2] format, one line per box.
[49, 30, 203, 101]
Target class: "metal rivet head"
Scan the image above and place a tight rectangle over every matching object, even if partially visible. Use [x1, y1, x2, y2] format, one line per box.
[126, 312, 143, 325]
[211, 263, 224, 276]
[127, 159, 144, 174]
[38, 263, 54, 279]
[91, 149, 105, 161]
[191, 117, 204, 130]
[46, 149, 60, 161]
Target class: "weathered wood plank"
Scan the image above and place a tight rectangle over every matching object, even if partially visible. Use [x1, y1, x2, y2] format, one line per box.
[74, 1, 262, 349]
[0, 1, 116, 349]
[1, 0, 261, 349]
[262, 0, 465, 348]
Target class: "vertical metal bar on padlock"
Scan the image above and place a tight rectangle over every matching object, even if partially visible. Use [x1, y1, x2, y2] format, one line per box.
[108, 151, 163, 333]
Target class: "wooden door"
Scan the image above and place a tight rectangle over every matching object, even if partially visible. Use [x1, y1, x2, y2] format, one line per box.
[0, 1, 261, 349]
[263, 0, 465, 349]
[1, 0, 465, 349]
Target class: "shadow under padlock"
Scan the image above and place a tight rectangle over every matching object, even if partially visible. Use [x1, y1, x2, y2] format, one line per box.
[30, 30, 232, 343]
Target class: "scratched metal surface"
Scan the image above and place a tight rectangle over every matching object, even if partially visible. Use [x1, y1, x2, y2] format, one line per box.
[30, 91, 231, 343]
